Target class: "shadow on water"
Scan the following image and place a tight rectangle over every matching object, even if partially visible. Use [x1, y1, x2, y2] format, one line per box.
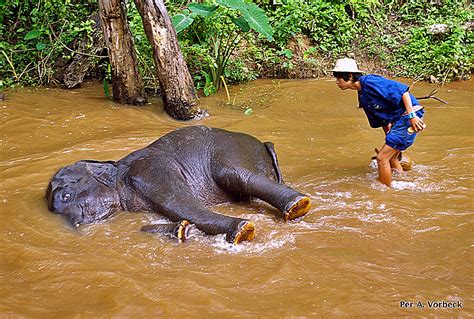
[0, 79, 472, 317]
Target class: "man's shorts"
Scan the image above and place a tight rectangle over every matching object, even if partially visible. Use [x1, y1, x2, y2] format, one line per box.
[386, 108, 425, 151]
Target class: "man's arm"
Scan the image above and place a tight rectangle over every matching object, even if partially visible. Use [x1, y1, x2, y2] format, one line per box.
[402, 92, 425, 132]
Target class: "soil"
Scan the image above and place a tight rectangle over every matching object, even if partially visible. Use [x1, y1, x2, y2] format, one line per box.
[248, 34, 390, 80]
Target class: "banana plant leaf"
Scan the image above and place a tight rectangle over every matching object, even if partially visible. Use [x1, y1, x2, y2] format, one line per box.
[232, 16, 250, 32]
[217, 0, 273, 40]
[188, 3, 218, 17]
[171, 14, 194, 33]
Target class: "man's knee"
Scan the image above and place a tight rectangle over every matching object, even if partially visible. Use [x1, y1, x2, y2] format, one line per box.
[376, 152, 390, 163]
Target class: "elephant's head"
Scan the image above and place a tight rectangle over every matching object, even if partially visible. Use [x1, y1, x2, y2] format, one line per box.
[46, 160, 122, 227]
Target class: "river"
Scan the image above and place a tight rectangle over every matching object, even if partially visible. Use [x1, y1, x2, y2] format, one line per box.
[1, 78, 472, 317]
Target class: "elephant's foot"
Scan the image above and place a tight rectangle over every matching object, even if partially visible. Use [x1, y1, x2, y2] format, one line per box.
[226, 220, 255, 245]
[174, 220, 191, 241]
[140, 220, 191, 242]
[283, 196, 311, 221]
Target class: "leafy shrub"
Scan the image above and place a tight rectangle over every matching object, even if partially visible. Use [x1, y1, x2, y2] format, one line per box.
[0, 0, 98, 86]
[391, 24, 473, 81]
[0, 0, 471, 89]
[171, 0, 273, 95]
[268, 0, 355, 54]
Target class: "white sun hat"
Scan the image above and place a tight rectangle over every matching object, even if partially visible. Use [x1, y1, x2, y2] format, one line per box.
[331, 58, 364, 73]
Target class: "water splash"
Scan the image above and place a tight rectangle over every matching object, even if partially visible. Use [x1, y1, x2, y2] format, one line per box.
[209, 231, 296, 254]
[391, 180, 418, 190]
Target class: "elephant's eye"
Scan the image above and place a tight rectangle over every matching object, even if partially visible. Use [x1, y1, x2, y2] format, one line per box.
[62, 192, 72, 201]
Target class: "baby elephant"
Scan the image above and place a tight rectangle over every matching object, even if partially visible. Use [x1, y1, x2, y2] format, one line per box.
[46, 126, 311, 244]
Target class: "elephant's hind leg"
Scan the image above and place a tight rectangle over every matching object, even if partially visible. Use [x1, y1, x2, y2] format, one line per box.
[212, 165, 311, 220]
[284, 196, 311, 221]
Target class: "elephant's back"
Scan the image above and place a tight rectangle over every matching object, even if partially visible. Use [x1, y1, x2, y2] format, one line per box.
[210, 127, 278, 181]
[150, 125, 213, 145]
[150, 125, 278, 198]
[147, 125, 265, 157]
[118, 126, 277, 205]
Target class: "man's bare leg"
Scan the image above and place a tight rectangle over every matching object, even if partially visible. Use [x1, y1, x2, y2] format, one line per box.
[376, 144, 400, 187]
[390, 150, 403, 173]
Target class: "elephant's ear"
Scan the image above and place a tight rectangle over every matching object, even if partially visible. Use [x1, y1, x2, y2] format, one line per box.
[83, 160, 118, 188]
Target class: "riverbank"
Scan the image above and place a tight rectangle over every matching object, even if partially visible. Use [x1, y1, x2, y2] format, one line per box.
[1, 1, 472, 92]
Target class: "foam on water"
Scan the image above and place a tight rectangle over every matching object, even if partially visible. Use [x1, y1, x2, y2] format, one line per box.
[413, 226, 442, 234]
[80, 159, 453, 255]
[207, 214, 297, 254]
[391, 180, 418, 190]
[138, 213, 298, 254]
[369, 159, 378, 169]
[127, 158, 458, 255]
[209, 231, 296, 254]
[364, 163, 449, 193]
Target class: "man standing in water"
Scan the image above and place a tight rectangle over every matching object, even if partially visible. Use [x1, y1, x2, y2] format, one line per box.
[332, 58, 426, 187]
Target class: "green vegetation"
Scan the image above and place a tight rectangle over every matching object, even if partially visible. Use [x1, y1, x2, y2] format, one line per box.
[388, 1, 472, 81]
[351, 0, 473, 82]
[0, 0, 98, 88]
[171, 0, 273, 95]
[1, 0, 472, 93]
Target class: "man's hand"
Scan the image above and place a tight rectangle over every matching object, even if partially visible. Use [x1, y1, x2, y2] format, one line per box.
[409, 116, 426, 132]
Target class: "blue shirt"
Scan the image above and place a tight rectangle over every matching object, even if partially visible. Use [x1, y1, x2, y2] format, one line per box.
[358, 74, 419, 128]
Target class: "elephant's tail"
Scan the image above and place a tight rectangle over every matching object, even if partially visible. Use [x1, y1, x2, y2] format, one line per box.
[264, 142, 283, 184]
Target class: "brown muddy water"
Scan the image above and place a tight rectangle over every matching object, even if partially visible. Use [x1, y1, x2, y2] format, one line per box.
[1, 78, 473, 318]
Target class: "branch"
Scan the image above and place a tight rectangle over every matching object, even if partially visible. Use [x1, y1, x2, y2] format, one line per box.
[49, 24, 108, 59]
[415, 84, 448, 104]
[416, 92, 448, 104]
[1, 50, 18, 81]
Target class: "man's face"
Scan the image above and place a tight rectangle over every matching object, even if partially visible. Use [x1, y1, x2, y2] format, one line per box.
[335, 76, 352, 90]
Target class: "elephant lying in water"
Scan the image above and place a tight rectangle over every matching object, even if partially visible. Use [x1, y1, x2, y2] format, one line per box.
[46, 126, 311, 244]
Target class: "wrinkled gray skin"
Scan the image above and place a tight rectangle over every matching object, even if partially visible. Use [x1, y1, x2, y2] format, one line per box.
[46, 126, 307, 240]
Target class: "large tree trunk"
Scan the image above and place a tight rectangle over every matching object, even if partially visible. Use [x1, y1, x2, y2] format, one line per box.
[98, 0, 146, 105]
[134, 0, 200, 120]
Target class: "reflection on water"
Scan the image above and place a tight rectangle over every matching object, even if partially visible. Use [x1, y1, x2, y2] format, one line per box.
[1, 79, 472, 317]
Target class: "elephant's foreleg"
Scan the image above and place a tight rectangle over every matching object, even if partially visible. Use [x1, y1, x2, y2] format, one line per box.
[141, 220, 191, 242]
[212, 165, 311, 220]
[126, 165, 254, 244]
[155, 198, 255, 244]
